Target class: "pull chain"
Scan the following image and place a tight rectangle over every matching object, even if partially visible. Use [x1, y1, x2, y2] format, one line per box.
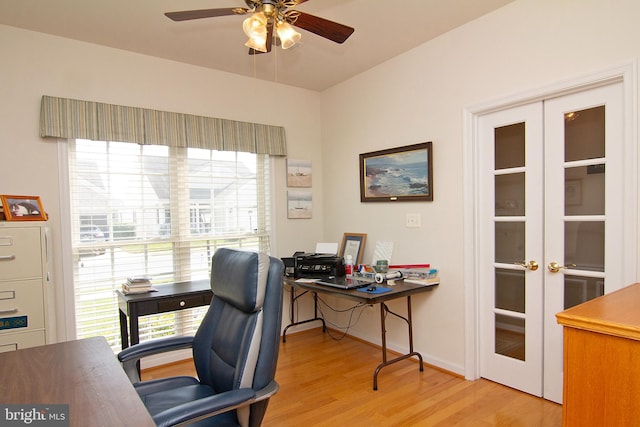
[274, 36, 278, 84]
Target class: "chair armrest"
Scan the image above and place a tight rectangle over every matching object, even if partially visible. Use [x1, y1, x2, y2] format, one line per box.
[118, 335, 194, 362]
[254, 380, 279, 401]
[152, 381, 279, 427]
[117, 336, 194, 383]
[153, 388, 256, 427]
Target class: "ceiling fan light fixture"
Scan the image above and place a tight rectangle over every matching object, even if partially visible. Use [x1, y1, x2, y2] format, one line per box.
[165, 3, 355, 55]
[242, 12, 267, 39]
[276, 21, 301, 49]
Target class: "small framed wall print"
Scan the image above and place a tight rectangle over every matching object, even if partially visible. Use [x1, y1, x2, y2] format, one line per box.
[0, 195, 47, 221]
[286, 159, 312, 188]
[287, 190, 312, 219]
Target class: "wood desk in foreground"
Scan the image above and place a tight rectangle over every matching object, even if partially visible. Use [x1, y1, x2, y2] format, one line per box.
[283, 277, 438, 390]
[0, 336, 155, 426]
[556, 282, 640, 427]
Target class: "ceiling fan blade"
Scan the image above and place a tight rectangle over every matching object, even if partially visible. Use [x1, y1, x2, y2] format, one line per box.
[290, 11, 354, 44]
[249, 22, 274, 55]
[165, 8, 248, 22]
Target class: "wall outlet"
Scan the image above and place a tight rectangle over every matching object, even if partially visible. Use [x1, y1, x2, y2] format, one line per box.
[406, 213, 421, 228]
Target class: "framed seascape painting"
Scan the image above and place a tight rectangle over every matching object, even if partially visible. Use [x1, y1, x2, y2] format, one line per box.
[359, 142, 433, 202]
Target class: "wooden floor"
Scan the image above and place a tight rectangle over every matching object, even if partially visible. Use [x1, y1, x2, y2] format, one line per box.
[142, 328, 562, 426]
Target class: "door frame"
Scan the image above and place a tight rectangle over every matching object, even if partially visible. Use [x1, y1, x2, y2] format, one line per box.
[462, 62, 638, 381]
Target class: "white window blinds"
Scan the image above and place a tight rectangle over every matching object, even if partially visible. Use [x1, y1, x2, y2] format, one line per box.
[69, 139, 272, 351]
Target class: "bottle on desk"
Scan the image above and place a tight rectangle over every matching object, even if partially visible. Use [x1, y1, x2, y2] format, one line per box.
[345, 254, 354, 276]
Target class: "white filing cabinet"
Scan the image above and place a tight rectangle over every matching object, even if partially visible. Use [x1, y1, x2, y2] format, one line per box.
[0, 221, 49, 352]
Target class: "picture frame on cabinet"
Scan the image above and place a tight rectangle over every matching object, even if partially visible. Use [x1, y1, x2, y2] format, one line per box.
[0, 195, 47, 221]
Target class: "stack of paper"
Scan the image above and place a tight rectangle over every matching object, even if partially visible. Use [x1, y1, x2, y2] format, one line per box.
[402, 276, 440, 286]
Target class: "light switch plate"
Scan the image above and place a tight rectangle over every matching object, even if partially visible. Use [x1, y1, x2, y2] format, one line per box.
[406, 213, 421, 228]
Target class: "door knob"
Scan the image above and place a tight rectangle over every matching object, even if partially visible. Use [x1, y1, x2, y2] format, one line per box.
[515, 260, 539, 271]
[547, 262, 576, 273]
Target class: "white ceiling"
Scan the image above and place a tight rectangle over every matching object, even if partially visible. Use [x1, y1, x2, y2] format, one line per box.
[0, 0, 514, 91]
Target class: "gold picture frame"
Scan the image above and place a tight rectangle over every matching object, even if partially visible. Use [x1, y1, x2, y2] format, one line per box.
[360, 142, 433, 202]
[0, 195, 47, 221]
[339, 233, 367, 265]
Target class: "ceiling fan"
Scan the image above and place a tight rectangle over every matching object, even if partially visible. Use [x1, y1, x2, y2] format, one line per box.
[165, 0, 354, 54]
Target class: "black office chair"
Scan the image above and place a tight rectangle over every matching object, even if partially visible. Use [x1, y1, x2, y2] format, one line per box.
[118, 248, 284, 427]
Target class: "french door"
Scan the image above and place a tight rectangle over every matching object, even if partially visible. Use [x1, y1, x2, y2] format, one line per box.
[478, 81, 625, 403]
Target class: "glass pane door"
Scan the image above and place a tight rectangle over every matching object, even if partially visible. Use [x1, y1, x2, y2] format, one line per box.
[478, 79, 627, 404]
[543, 82, 625, 403]
[479, 102, 544, 397]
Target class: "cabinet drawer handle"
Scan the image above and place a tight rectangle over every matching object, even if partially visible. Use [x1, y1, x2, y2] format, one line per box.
[0, 308, 19, 315]
[179, 301, 186, 307]
[0, 255, 16, 261]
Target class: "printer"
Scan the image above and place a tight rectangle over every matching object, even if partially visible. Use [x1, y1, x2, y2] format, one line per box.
[282, 253, 346, 278]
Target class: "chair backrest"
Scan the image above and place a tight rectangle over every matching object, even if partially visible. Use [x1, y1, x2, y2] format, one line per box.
[192, 248, 284, 427]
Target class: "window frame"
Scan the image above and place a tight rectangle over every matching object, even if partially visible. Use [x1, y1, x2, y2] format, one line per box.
[59, 139, 275, 353]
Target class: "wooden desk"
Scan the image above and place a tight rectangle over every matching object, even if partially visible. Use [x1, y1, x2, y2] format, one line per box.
[283, 277, 438, 390]
[116, 279, 213, 349]
[556, 283, 640, 426]
[0, 336, 155, 426]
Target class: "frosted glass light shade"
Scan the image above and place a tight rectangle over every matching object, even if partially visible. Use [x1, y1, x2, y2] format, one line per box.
[245, 36, 268, 52]
[242, 12, 267, 39]
[276, 21, 301, 49]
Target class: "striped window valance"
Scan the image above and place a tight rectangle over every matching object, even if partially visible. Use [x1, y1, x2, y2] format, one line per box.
[39, 95, 287, 156]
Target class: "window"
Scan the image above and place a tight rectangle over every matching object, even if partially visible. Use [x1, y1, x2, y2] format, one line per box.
[69, 139, 272, 351]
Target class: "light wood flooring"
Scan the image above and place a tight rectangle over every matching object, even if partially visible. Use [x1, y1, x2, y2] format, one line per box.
[142, 328, 562, 426]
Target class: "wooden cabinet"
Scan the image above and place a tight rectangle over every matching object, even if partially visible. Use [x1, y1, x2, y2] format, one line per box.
[0, 222, 49, 352]
[556, 283, 640, 427]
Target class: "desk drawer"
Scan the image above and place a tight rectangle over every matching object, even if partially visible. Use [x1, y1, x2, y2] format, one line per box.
[157, 294, 211, 312]
[133, 292, 211, 316]
[0, 227, 42, 280]
[0, 279, 45, 333]
[0, 330, 45, 353]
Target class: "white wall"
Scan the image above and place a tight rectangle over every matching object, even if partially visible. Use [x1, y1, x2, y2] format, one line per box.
[0, 24, 325, 341]
[320, 0, 640, 374]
